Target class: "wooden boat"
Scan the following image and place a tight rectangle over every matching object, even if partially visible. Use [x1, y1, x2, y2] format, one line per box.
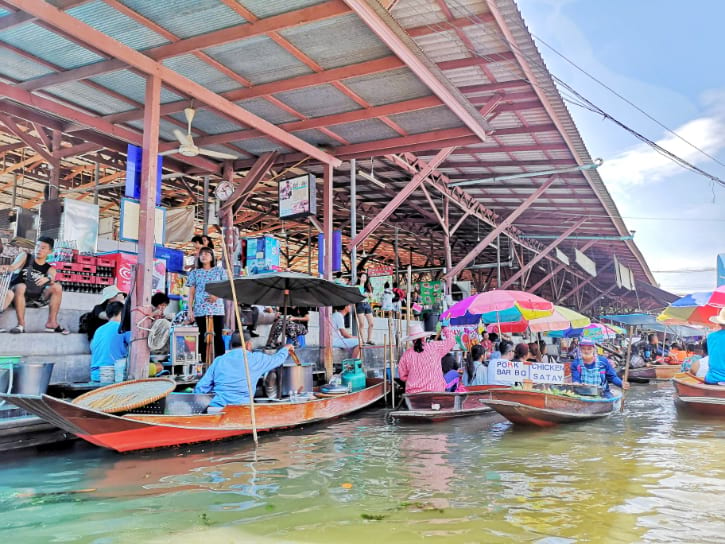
[621, 364, 679, 382]
[672, 372, 725, 416]
[390, 385, 506, 422]
[0, 379, 386, 453]
[483, 384, 621, 427]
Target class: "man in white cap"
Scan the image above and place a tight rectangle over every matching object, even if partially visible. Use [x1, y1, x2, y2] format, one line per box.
[84, 285, 126, 341]
[397, 323, 455, 394]
[570, 338, 627, 397]
[704, 308, 725, 385]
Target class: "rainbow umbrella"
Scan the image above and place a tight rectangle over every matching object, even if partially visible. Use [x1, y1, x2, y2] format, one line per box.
[657, 286, 725, 328]
[486, 305, 590, 334]
[547, 323, 618, 340]
[442, 290, 554, 326]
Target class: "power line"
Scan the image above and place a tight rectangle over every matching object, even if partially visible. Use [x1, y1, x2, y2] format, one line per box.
[438, 0, 725, 189]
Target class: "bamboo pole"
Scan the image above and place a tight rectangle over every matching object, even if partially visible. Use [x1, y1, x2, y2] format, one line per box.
[383, 333, 388, 407]
[621, 325, 633, 413]
[221, 242, 259, 445]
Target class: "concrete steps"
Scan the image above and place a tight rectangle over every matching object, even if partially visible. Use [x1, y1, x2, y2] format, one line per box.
[0, 291, 98, 334]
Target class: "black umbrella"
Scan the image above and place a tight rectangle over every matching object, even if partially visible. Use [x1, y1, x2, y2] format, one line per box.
[205, 272, 364, 308]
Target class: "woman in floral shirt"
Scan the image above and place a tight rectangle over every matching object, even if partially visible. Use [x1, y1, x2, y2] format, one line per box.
[187, 247, 227, 363]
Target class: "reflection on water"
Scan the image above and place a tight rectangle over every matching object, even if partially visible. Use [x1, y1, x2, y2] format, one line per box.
[0, 384, 723, 543]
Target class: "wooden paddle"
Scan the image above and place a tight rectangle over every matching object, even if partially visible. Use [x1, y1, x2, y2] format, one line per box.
[621, 326, 633, 412]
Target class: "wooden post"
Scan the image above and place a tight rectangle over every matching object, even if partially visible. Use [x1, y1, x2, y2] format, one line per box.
[621, 325, 633, 412]
[221, 242, 259, 445]
[129, 75, 160, 379]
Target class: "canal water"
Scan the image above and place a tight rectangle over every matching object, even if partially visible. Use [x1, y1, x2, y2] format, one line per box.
[0, 384, 723, 543]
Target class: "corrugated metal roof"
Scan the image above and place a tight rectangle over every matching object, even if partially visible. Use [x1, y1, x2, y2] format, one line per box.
[274, 83, 362, 118]
[279, 13, 392, 70]
[343, 67, 432, 106]
[290, 128, 339, 147]
[235, 97, 300, 124]
[162, 54, 241, 94]
[204, 35, 312, 85]
[0, 48, 55, 82]
[43, 80, 135, 115]
[120, 0, 248, 39]
[232, 137, 292, 155]
[90, 69, 184, 104]
[126, 118, 179, 141]
[67, 1, 170, 51]
[168, 109, 244, 135]
[388, 105, 463, 134]
[328, 118, 400, 144]
[241, 0, 328, 19]
[0, 22, 103, 69]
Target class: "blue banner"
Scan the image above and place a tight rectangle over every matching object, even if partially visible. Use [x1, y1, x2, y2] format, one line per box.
[718, 253, 725, 287]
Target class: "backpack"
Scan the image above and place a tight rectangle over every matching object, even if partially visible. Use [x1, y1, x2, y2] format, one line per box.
[78, 312, 92, 334]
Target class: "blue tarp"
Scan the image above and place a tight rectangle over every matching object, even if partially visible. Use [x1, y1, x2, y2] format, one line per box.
[599, 314, 705, 337]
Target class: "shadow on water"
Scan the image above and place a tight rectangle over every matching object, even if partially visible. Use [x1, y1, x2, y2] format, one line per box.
[0, 386, 723, 543]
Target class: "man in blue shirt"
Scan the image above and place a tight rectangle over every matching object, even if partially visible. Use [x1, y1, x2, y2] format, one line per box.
[90, 301, 131, 382]
[195, 331, 292, 408]
[704, 309, 725, 384]
[570, 338, 628, 397]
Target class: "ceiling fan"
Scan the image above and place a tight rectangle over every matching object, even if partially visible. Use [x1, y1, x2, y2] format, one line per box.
[160, 107, 237, 160]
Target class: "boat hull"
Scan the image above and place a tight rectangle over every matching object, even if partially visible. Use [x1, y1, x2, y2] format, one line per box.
[672, 373, 725, 416]
[484, 388, 620, 427]
[623, 364, 679, 382]
[0, 381, 386, 452]
[390, 386, 506, 422]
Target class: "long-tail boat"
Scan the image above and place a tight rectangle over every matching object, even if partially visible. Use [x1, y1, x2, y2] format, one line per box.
[390, 385, 506, 422]
[672, 372, 725, 416]
[0, 379, 386, 453]
[483, 384, 621, 427]
[623, 364, 680, 382]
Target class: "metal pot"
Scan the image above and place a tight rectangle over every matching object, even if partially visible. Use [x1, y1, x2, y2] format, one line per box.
[10, 362, 55, 396]
[281, 363, 313, 394]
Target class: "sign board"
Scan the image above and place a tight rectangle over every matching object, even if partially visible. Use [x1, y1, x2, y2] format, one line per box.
[487, 359, 565, 385]
[62, 198, 99, 253]
[368, 265, 393, 277]
[575, 248, 597, 277]
[488, 359, 530, 385]
[278, 173, 316, 220]
[555, 248, 570, 265]
[119, 198, 166, 244]
[614, 255, 634, 291]
[418, 280, 443, 307]
[368, 274, 392, 305]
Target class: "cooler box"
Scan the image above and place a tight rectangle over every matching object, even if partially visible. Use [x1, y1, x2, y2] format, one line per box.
[102, 252, 166, 294]
[245, 235, 280, 274]
[154, 245, 184, 273]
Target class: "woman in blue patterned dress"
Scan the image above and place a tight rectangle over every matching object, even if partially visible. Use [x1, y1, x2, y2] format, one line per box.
[187, 247, 227, 363]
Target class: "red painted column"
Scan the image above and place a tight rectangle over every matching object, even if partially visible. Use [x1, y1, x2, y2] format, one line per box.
[129, 74, 160, 379]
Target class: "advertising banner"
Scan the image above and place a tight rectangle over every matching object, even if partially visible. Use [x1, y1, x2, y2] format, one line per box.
[279, 174, 316, 220]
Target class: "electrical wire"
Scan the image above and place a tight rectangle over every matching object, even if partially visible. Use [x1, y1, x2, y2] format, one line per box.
[429, 0, 725, 189]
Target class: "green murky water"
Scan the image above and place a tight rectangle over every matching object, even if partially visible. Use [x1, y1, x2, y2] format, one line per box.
[0, 384, 723, 543]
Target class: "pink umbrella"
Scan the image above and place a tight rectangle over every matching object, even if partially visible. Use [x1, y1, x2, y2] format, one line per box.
[442, 290, 554, 325]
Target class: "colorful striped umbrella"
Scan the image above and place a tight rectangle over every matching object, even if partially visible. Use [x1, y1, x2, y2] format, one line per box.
[486, 305, 590, 334]
[441, 290, 554, 326]
[657, 286, 725, 328]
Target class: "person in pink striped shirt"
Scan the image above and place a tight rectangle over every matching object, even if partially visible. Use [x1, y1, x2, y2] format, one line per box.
[398, 322, 456, 394]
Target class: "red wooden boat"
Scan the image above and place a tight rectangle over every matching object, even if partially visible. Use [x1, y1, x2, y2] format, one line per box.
[0, 379, 386, 452]
[390, 385, 506, 422]
[672, 372, 725, 416]
[483, 384, 621, 427]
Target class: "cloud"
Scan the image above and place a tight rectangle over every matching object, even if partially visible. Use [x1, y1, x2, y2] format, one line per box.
[598, 115, 725, 187]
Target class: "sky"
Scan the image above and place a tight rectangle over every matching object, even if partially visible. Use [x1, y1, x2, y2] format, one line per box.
[516, 0, 725, 294]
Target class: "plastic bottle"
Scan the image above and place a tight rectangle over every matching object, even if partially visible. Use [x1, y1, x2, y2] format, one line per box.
[289, 390, 297, 403]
